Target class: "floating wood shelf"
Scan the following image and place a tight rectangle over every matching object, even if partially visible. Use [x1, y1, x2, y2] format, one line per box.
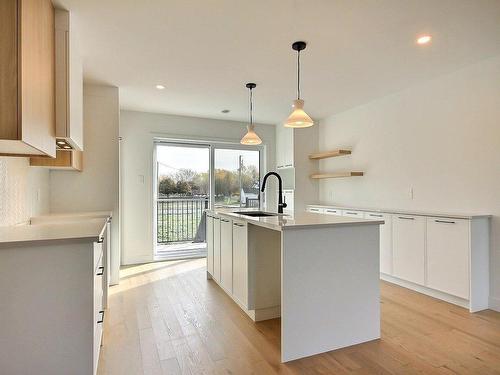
[309, 149, 351, 160]
[310, 172, 364, 179]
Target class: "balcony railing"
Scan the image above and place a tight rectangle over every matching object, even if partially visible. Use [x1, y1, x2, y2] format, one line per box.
[157, 197, 209, 244]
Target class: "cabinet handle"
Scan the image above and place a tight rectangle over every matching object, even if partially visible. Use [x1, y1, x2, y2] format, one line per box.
[97, 310, 105, 324]
[97, 237, 104, 243]
[345, 212, 358, 215]
[233, 223, 245, 227]
[96, 266, 105, 276]
[369, 214, 383, 218]
[435, 219, 456, 224]
[326, 210, 337, 213]
[398, 216, 414, 220]
[221, 219, 230, 222]
[285, 164, 293, 167]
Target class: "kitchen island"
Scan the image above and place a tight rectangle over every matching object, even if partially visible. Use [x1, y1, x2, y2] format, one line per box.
[205, 209, 384, 362]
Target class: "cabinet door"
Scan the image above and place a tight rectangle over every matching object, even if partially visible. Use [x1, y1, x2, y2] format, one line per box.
[365, 212, 393, 275]
[232, 221, 248, 308]
[275, 125, 284, 168]
[213, 217, 221, 282]
[392, 215, 425, 285]
[283, 127, 294, 167]
[206, 215, 214, 275]
[220, 218, 233, 293]
[426, 217, 469, 299]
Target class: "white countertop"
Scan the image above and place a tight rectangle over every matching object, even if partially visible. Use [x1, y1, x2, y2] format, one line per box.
[308, 203, 491, 220]
[207, 209, 384, 231]
[0, 212, 111, 246]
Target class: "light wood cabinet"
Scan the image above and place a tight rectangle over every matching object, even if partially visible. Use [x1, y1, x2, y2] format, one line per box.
[426, 217, 470, 299]
[30, 149, 83, 171]
[54, 8, 83, 150]
[0, 0, 56, 157]
[206, 214, 214, 276]
[232, 220, 248, 308]
[213, 217, 221, 282]
[392, 215, 426, 285]
[220, 217, 233, 293]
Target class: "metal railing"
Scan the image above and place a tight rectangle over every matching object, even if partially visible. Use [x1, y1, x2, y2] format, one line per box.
[157, 197, 209, 244]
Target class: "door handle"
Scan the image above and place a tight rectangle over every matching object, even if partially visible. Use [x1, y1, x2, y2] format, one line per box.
[435, 219, 456, 224]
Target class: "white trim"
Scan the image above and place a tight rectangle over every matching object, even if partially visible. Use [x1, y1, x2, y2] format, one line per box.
[489, 296, 500, 312]
[381, 273, 470, 310]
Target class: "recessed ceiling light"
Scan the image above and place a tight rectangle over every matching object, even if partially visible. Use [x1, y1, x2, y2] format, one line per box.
[221, 109, 230, 114]
[416, 35, 432, 45]
[156, 84, 165, 90]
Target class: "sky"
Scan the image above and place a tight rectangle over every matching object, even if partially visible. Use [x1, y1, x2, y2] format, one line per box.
[157, 145, 259, 177]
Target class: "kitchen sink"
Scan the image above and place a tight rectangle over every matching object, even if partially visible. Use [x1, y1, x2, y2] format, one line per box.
[234, 211, 280, 217]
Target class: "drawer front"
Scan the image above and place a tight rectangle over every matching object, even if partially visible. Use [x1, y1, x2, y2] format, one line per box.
[93, 241, 103, 272]
[307, 206, 324, 214]
[426, 217, 470, 299]
[324, 208, 342, 216]
[342, 210, 364, 218]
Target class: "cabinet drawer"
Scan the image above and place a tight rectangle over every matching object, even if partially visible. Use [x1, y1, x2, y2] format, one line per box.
[392, 215, 425, 285]
[426, 217, 470, 299]
[342, 210, 364, 218]
[324, 208, 342, 216]
[307, 206, 324, 213]
[93, 240, 103, 272]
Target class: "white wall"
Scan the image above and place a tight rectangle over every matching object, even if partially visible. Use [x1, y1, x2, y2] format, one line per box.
[0, 157, 50, 226]
[50, 85, 120, 282]
[120, 110, 276, 265]
[317, 55, 500, 309]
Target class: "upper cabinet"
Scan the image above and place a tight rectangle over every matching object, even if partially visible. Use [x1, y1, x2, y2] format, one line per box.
[54, 8, 83, 151]
[0, 0, 56, 157]
[276, 125, 294, 169]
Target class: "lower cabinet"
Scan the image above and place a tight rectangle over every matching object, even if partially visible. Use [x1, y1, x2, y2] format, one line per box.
[365, 212, 393, 275]
[213, 217, 221, 282]
[206, 215, 214, 275]
[426, 217, 470, 299]
[232, 220, 248, 308]
[392, 215, 426, 285]
[220, 217, 233, 293]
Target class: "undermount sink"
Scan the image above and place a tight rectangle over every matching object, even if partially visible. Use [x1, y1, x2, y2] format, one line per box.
[234, 211, 281, 217]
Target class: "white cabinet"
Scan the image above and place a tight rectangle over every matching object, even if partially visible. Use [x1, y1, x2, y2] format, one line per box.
[220, 217, 233, 293]
[426, 217, 470, 299]
[213, 217, 221, 282]
[232, 221, 248, 308]
[342, 210, 365, 218]
[392, 215, 426, 285]
[206, 214, 214, 276]
[365, 212, 393, 275]
[324, 208, 342, 216]
[55, 9, 83, 150]
[276, 125, 294, 168]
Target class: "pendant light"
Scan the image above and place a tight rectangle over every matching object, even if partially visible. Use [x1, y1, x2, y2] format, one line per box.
[240, 83, 262, 145]
[284, 41, 314, 128]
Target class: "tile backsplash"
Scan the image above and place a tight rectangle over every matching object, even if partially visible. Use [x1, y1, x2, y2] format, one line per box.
[0, 157, 50, 226]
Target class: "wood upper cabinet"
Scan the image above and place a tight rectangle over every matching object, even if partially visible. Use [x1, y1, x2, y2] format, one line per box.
[0, 0, 56, 157]
[54, 8, 83, 151]
[30, 149, 83, 171]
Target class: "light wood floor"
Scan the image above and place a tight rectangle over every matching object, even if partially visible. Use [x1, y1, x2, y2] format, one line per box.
[98, 259, 500, 375]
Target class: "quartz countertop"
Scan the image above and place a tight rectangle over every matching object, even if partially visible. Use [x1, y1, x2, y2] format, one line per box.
[206, 208, 384, 231]
[307, 203, 491, 220]
[0, 212, 111, 246]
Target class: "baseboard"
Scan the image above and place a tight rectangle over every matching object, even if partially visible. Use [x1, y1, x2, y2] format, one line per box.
[381, 273, 470, 310]
[489, 296, 500, 312]
[121, 254, 153, 265]
[247, 305, 281, 322]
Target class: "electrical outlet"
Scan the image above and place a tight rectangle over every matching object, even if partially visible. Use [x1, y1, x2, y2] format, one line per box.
[409, 187, 414, 200]
[329, 190, 334, 200]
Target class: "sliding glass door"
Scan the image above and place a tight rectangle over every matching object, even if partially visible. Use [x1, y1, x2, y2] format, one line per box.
[154, 140, 262, 260]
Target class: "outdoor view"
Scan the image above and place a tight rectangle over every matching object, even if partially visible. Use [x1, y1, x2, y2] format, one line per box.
[156, 144, 260, 253]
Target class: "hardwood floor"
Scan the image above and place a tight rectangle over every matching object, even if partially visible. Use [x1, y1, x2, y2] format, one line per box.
[98, 259, 500, 375]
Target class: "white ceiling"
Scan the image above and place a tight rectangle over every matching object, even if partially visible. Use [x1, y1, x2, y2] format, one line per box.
[55, 0, 500, 124]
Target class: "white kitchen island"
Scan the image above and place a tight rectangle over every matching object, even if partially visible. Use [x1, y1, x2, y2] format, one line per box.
[205, 209, 384, 362]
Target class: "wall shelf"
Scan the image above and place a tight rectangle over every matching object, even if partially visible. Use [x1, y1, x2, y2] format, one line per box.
[309, 149, 351, 160]
[310, 172, 363, 179]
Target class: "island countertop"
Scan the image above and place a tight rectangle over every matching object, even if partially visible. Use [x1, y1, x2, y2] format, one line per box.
[0, 215, 110, 246]
[206, 208, 384, 231]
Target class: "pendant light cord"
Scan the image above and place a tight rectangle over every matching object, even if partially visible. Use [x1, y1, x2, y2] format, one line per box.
[249, 87, 253, 125]
[297, 50, 301, 100]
